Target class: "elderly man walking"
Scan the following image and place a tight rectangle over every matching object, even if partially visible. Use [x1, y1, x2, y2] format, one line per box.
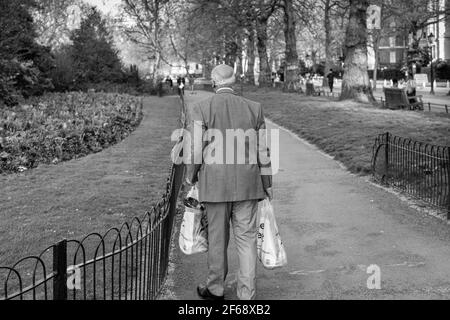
[184, 64, 273, 301]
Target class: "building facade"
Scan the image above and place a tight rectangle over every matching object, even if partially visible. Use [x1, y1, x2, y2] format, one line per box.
[369, 0, 450, 72]
[378, 27, 408, 68]
[368, 19, 409, 70]
[425, 0, 450, 62]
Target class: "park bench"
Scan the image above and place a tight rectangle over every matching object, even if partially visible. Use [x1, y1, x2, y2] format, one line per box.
[383, 87, 424, 111]
[306, 83, 324, 96]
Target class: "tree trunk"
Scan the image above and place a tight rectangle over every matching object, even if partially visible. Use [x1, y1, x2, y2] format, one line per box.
[373, 39, 379, 91]
[323, 0, 332, 87]
[235, 34, 243, 78]
[152, 52, 161, 85]
[256, 18, 272, 87]
[340, 0, 375, 103]
[245, 28, 256, 85]
[203, 54, 213, 78]
[311, 50, 318, 73]
[283, 0, 299, 87]
[184, 60, 190, 77]
[235, 55, 242, 78]
[235, 41, 243, 80]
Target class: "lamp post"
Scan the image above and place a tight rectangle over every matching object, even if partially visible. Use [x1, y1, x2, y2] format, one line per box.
[428, 32, 436, 95]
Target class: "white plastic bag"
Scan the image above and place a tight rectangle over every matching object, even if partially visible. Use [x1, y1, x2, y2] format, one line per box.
[257, 200, 287, 269]
[179, 186, 208, 255]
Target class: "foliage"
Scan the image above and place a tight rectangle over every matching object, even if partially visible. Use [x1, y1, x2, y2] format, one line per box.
[406, 47, 432, 72]
[70, 8, 125, 85]
[44, 7, 143, 94]
[0, 92, 143, 174]
[0, 0, 54, 106]
[386, 0, 446, 39]
[72, 80, 158, 96]
[48, 45, 77, 92]
[435, 60, 450, 81]
[122, 0, 285, 83]
[33, 0, 90, 48]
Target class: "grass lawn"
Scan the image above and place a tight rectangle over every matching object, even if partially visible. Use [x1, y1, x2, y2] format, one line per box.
[0, 95, 181, 269]
[244, 89, 450, 174]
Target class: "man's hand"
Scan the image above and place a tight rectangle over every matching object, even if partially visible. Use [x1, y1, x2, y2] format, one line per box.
[185, 177, 194, 186]
[265, 187, 273, 201]
[181, 178, 195, 194]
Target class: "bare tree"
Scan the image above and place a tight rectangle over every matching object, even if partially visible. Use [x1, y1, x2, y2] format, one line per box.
[163, 0, 208, 75]
[121, 0, 170, 79]
[184, 0, 279, 86]
[33, 0, 89, 48]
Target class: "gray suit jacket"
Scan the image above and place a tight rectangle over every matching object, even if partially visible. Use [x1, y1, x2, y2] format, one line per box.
[185, 88, 272, 203]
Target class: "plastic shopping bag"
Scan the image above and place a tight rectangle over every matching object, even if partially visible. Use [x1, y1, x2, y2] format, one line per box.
[179, 186, 208, 255]
[257, 200, 287, 270]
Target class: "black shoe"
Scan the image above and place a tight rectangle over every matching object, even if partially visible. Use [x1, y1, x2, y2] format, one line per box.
[197, 285, 224, 301]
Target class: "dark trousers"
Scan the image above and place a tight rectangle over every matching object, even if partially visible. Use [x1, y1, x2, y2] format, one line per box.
[204, 200, 258, 300]
[328, 81, 334, 93]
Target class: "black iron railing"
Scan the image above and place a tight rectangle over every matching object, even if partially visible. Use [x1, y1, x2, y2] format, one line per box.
[372, 132, 450, 218]
[0, 164, 184, 300]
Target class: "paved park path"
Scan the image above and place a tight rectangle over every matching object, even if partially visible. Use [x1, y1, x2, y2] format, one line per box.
[162, 91, 450, 300]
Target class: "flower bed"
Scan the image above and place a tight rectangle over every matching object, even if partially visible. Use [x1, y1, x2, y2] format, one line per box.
[0, 92, 144, 173]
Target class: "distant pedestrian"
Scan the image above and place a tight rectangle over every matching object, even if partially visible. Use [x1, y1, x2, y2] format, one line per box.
[157, 79, 164, 97]
[177, 76, 185, 96]
[166, 76, 173, 92]
[189, 76, 195, 94]
[392, 78, 399, 88]
[327, 69, 335, 93]
[406, 72, 417, 104]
